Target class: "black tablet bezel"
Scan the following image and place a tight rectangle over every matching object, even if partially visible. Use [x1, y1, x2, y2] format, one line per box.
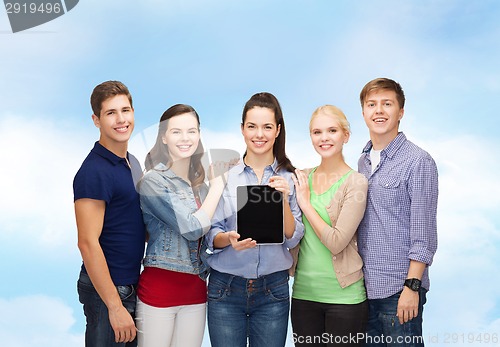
[236, 185, 284, 245]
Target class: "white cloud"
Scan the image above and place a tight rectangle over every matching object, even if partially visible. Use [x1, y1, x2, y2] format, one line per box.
[419, 135, 500, 213]
[0, 114, 95, 255]
[406, 132, 500, 335]
[0, 295, 83, 347]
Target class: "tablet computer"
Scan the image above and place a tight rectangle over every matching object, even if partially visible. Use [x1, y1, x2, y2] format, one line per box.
[236, 185, 284, 245]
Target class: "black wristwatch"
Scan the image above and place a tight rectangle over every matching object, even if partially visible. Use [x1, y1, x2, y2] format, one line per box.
[404, 278, 421, 292]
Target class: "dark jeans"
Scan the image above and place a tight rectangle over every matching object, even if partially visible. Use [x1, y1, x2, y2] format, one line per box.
[207, 269, 290, 347]
[365, 289, 427, 347]
[77, 270, 138, 347]
[291, 298, 369, 347]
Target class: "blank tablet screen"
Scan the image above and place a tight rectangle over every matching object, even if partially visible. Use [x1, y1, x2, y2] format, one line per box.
[236, 185, 284, 244]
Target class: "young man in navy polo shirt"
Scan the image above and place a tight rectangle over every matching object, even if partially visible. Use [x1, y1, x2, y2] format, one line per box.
[74, 81, 146, 346]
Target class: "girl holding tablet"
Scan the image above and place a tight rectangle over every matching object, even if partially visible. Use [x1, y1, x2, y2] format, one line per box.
[290, 105, 369, 346]
[205, 92, 304, 347]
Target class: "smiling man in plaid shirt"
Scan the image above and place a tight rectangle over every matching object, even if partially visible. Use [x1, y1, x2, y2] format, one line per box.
[357, 78, 438, 347]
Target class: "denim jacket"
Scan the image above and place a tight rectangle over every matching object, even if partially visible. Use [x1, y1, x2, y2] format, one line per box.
[138, 163, 212, 279]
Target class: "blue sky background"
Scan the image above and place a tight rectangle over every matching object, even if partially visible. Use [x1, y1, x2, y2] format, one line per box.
[1, 1, 500, 346]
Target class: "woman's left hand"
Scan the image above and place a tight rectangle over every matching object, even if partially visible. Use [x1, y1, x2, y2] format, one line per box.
[291, 169, 310, 209]
[268, 176, 291, 201]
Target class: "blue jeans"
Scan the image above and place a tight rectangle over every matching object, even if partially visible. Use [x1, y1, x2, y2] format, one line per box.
[207, 269, 290, 347]
[77, 270, 138, 347]
[365, 289, 427, 347]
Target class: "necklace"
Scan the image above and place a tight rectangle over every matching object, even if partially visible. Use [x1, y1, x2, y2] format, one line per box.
[124, 156, 131, 169]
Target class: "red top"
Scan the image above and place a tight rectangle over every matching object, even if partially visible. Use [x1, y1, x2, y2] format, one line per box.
[137, 267, 207, 308]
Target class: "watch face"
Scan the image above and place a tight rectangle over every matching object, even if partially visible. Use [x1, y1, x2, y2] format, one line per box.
[405, 278, 421, 291]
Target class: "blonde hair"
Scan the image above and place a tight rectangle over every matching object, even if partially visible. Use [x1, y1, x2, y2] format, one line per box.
[310, 105, 350, 135]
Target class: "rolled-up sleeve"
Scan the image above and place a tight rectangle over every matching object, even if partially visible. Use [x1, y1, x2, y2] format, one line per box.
[205, 195, 227, 253]
[408, 156, 439, 265]
[284, 175, 304, 249]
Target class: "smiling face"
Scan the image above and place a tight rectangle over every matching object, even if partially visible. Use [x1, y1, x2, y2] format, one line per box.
[241, 106, 280, 159]
[310, 113, 349, 160]
[362, 89, 404, 148]
[92, 94, 134, 153]
[162, 112, 200, 163]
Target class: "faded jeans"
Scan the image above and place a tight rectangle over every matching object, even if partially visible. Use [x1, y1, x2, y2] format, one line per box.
[207, 269, 290, 347]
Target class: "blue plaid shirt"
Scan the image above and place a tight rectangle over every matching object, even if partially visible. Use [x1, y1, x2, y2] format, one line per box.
[357, 132, 438, 299]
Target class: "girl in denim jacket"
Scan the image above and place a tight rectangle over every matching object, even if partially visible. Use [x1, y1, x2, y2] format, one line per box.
[135, 104, 231, 347]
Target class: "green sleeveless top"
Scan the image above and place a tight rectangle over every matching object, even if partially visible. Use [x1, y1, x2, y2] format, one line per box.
[292, 168, 366, 304]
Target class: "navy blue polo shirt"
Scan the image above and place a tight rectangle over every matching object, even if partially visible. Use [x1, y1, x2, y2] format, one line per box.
[73, 141, 146, 286]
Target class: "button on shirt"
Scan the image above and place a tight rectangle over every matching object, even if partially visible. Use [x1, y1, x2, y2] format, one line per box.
[205, 159, 304, 278]
[357, 132, 438, 299]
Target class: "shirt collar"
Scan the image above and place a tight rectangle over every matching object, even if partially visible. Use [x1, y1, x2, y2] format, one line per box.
[152, 162, 183, 180]
[91, 141, 129, 166]
[361, 132, 407, 159]
[233, 157, 279, 175]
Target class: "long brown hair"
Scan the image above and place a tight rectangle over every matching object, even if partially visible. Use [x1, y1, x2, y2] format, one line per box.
[145, 104, 205, 189]
[242, 92, 295, 172]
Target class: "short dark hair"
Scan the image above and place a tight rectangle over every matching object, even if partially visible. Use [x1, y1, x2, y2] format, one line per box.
[90, 81, 133, 118]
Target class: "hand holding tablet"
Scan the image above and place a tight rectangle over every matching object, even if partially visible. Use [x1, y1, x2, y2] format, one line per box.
[225, 230, 258, 250]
